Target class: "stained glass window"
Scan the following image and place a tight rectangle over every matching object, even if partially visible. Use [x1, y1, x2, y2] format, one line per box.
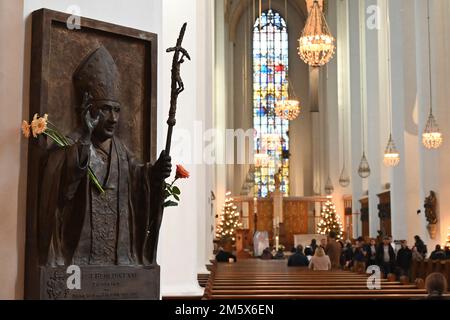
[253, 9, 289, 198]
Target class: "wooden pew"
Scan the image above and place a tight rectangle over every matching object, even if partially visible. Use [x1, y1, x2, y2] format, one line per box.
[203, 259, 432, 300]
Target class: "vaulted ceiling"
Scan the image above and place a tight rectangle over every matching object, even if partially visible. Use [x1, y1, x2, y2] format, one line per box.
[225, 0, 325, 42]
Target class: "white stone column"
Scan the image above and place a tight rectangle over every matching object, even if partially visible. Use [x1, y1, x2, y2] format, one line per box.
[0, 0, 25, 300]
[431, 0, 450, 247]
[157, 0, 208, 297]
[388, 0, 421, 242]
[348, 0, 363, 238]
[364, 0, 384, 238]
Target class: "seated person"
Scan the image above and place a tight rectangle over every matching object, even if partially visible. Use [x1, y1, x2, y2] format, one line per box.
[304, 246, 313, 262]
[425, 272, 448, 300]
[260, 248, 273, 260]
[274, 248, 285, 260]
[430, 245, 446, 260]
[288, 245, 309, 267]
[309, 247, 331, 271]
[215, 247, 237, 263]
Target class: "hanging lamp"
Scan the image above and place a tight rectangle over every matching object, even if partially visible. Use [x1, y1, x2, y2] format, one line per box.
[275, 0, 301, 120]
[254, 0, 269, 169]
[422, 0, 443, 149]
[357, 16, 371, 179]
[298, 0, 336, 67]
[325, 176, 334, 195]
[383, 4, 400, 168]
[339, 103, 350, 187]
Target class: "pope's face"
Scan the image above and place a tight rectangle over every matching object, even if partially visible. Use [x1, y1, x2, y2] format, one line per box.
[91, 100, 121, 141]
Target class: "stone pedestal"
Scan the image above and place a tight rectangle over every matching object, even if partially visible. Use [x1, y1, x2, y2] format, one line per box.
[39, 265, 160, 300]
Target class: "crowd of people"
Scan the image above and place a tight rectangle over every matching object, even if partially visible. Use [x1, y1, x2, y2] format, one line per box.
[285, 233, 450, 278]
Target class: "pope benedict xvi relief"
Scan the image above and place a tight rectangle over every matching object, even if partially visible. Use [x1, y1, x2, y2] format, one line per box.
[24, 9, 175, 300]
[39, 46, 171, 268]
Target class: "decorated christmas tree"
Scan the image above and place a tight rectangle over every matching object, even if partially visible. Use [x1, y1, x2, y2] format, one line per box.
[216, 192, 242, 244]
[317, 198, 344, 240]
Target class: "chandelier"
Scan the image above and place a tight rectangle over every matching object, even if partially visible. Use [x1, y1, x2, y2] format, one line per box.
[325, 176, 334, 195]
[275, 99, 301, 121]
[383, 134, 400, 167]
[262, 133, 281, 151]
[422, 2, 443, 150]
[358, 152, 371, 178]
[254, 152, 269, 168]
[298, 0, 336, 67]
[423, 113, 443, 149]
[339, 168, 350, 188]
[275, 0, 301, 121]
[383, 6, 400, 168]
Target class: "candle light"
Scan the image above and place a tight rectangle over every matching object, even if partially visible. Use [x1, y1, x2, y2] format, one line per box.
[275, 236, 279, 251]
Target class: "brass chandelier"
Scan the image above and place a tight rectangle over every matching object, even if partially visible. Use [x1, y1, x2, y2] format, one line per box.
[298, 0, 336, 67]
[275, 0, 301, 121]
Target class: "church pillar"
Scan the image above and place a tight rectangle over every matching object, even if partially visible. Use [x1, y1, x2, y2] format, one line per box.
[388, 0, 421, 242]
[0, 0, 25, 299]
[158, 0, 209, 297]
[415, 0, 439, 247]
[364, 0, 384, 239]
[428, 0, 450, 249]
[348, 0, 363, 239]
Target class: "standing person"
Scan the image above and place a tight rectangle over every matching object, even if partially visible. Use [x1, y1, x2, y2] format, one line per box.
[412, 246, 425, 262]
[320, 238, 327, 251]
[341, 241, 354, 269]
[326, 231, 342, 269]
[366, 238, 378, 267]
[396, 240, 412, 278]
[310, 239, 318, 255]
[377, 236, 396, 277]
[414, 235, 428, 259]
[309, 247, 331, 271]
[353, 238, 367, 273]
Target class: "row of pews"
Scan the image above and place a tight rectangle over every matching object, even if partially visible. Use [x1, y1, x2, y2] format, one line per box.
[202, 259, 442, 300]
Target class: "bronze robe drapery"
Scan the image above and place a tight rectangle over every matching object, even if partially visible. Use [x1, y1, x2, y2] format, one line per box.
[38, 132, 162, 267]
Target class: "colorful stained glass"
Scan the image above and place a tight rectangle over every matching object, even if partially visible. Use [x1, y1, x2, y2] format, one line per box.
[253, 10, 289, 198]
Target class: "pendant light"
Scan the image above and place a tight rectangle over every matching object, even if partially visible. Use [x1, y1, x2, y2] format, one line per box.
[324, 66, 334, 195]
[254, 0, 269, 168]
[383, 4, 400, 167]
[339, 103, 350, 187]
[357, 15, 371, 179]
[298, 0, 336, 67]
[422, 0, 443, 149]
[275, 0, 301, 121]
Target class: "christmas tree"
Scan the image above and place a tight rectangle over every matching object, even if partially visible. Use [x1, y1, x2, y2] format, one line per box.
[216, 192, 242, 244]
[317, 198, 343, 240]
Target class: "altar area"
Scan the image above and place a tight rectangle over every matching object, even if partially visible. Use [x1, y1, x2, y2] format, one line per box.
[233, 194, 331, 252]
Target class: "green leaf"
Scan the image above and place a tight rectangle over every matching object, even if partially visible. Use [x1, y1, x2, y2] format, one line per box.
[164, 200, 179, 208]
[172, 186, 181, 195]
[164, 190, 171, 198]
[173, 194, 180, 201]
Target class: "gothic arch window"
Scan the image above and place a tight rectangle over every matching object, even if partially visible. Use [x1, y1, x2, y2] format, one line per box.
[253, 9, 289, 197]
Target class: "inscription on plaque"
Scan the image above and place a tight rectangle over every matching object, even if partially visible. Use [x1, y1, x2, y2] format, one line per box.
[41, 266, 159, 300]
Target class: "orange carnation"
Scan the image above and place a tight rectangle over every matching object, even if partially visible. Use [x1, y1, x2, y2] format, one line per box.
[175, 165, 190, 179]
[21, 120, 31, 138]
[31, 113, 48, 138]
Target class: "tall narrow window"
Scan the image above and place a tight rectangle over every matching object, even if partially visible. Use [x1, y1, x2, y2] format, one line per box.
[253, 9, 289, 197]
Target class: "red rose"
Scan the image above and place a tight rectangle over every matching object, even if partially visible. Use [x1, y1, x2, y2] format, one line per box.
[175, 165, 190, 179]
